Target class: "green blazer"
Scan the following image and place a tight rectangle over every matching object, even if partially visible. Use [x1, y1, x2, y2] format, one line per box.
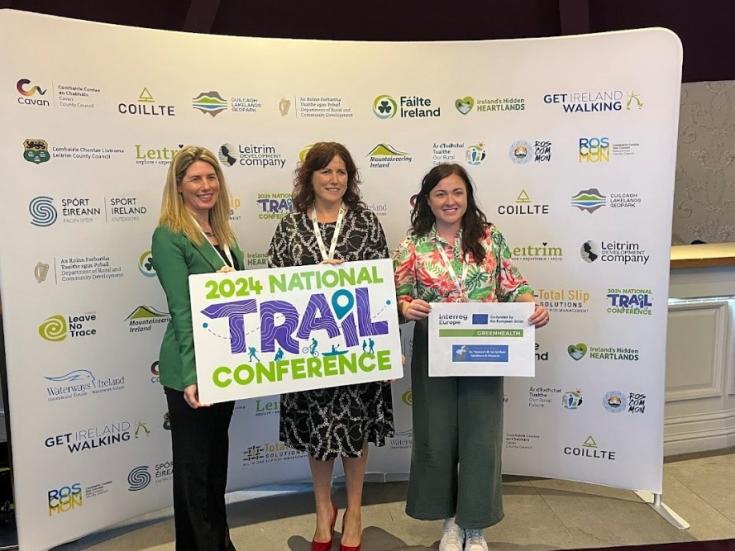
[151, 225, 245, 391]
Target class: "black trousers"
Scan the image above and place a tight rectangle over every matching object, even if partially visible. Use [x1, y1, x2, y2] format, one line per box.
[165, 387, 236, 551]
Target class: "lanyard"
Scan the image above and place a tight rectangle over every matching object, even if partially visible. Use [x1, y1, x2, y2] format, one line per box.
[435, 240, 469, 297]
[311, 203, 346, 261]
[193, 218, 234, 269]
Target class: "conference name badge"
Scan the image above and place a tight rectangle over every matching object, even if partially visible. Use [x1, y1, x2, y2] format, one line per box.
[189, 259, 403, 403]
[428, 302, 535, 377]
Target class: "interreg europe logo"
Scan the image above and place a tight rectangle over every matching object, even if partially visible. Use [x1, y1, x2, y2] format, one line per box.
[192, 90, 228, 117]
[139, 250, 156, 277]
[373, 94, 440, 119]
[48, 483, 82, 516]
[24, 138, 51, 164]
[606, 288, 653, 315]
[127, 466, 152, 491]
[509, 140, 551, 164]
[571, 189, 606, 212]
[17, 78, 50, 106]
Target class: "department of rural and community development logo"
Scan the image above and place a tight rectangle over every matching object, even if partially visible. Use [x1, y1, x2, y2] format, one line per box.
[192, 90, 228, 117]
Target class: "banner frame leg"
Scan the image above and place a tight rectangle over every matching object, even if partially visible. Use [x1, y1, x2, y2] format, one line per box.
[634, 490, 690, 530]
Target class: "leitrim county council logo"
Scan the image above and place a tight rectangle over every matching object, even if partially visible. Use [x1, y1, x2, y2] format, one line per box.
[23, 139, 50, 164]
[373, 95, 397, 119]
[455, 96, 475, 115]
[39, 315, 68, 342]
[29, 196, 58, 227]
[192, 90, 228, 117]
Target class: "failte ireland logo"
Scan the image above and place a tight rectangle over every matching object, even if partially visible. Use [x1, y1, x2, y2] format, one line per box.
[138, 250, 156, 277]
[373, 95, 397, 119]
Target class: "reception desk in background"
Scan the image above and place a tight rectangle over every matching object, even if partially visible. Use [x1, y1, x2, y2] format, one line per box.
[666, 243, 735, 455]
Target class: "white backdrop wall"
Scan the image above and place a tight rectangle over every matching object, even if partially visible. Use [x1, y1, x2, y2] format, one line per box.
[0, 10, 681, 550]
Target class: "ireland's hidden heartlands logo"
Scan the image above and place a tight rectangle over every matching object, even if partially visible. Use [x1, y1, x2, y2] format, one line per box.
[455, 95, 525, 115]
[567, 342, 639, 362]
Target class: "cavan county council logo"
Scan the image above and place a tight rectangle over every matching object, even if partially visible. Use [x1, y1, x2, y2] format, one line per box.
[455, 96, 475, 115]
[24, 139, 51, 164]
[127, 466, 151, 491]
[218, 144, 237, 167]
[29, 196, 57, 227]
[138, 250, 156, 277]
[373, 95, 397, 119]
[17, 78, 50, 106]
[465, 143, 486, 165]
[571, 189, 606, 213]
[192, 91, 228, 117]
[567, 343, 587, 361]
[39, 315, 68, 342]
[562, 389, 583, 410]
[603, 390, 628, 413]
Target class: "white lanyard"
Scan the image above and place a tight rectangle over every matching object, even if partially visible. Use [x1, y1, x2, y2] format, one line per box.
[193, 218, 234, 268]
[435, 240, 469, 297]
[311, 203, 346, 261]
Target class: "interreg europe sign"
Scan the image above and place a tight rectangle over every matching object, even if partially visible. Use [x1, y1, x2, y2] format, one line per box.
[189, 259, 403, 403]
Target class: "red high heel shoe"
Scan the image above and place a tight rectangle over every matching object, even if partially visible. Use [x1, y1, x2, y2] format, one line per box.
[339, 517, 361, 551]
[311, 505, 338, 551]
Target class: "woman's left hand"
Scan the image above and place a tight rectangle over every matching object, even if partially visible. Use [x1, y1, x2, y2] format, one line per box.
[528, 303, 550, 328]
[218, 265, 235, 273]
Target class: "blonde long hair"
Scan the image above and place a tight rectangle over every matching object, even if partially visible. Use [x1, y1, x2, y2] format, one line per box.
[159, 145, 235, 246]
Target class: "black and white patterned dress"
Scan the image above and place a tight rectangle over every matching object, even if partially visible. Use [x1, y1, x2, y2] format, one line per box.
[267, 208, 395, 460]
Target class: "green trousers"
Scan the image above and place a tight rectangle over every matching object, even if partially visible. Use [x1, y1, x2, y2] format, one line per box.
[406, 318, 504, 529]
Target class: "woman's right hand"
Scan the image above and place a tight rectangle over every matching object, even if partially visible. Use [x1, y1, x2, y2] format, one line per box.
[401, 299, 431, 321]
[183, 384, 206, 409]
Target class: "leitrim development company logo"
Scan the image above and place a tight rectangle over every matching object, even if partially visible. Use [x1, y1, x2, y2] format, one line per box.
[373, 95, 397, 119]
[192, 90, 228, 117]
[571, 189, 606, 212]
[24, 139, 51, 164]
[118, 87, 175, 116]
[126, 305, 170, 333]
[29, 196, 58, 226]
[562, 389, 583, 410]
[373, 94, 440, 119]
[580, 240, 650, 265]
[465, 143, 486, 165]
[497, 190, 549, 215]
[39, 315, 68, 342]
[218, 144, 237, 166]
[564, 436, 616, 460]
[127, 466, 151, 491]
[455, 96, 474, 114]
[17, 78, 50, 106]
[138, 250, 156, 277]
[367, 144, 413, 168]
[219, 143, 286, 168]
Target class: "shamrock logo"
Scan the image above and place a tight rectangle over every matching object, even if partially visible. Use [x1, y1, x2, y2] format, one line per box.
[373, 95, 397, 119]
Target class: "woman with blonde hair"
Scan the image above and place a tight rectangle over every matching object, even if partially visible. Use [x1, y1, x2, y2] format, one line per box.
[152, 145, 244, 551]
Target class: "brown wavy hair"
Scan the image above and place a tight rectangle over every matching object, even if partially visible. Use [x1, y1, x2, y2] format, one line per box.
[410, 163, 489, 264]
[292, 142, 366, 213]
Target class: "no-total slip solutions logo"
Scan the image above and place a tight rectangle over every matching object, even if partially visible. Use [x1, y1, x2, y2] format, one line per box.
[373, 94, 441, 119]
[118, 87, 175, 116]
[580, 240, 650, 265]
[218, 143, 286, 168]
[543, 90, 643, 113]
[535, 288, 590, 314]
[44, 369, 125, 402]
[38, 313, 97, 341]
[606, 288, 653, 315]
[125, 305, 170, 333]
[242, 442, 307, 466]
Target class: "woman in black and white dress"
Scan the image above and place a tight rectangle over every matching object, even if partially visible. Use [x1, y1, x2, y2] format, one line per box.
[267, 142, 394, 551]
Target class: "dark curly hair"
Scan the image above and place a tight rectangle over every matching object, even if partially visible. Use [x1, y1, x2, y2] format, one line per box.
[411, 163, 489, 264]
[292, 142, 366, 213]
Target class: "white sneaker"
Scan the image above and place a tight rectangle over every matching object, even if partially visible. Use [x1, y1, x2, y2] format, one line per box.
[439, 517, 464, 551]
[464, 528, 489, 551]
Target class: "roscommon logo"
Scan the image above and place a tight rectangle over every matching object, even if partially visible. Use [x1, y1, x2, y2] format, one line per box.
[39, 315, 68, 342]
[373, 95, 397, 119]
[29, 196, 57, 226]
